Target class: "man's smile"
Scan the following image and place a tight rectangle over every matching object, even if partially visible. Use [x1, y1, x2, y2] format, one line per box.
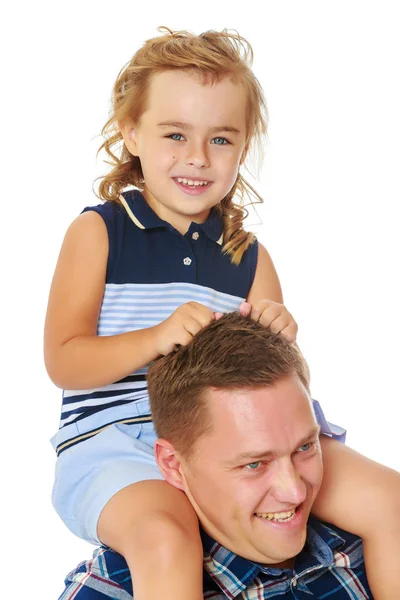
[254, 508, 296, 522]
[253, 502, 308, 532]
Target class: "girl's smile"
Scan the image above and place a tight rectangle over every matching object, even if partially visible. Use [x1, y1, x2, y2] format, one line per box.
[173, 176, 213, 195]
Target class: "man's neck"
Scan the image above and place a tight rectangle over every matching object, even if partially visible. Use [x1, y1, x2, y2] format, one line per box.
[267, 557, 295, 570]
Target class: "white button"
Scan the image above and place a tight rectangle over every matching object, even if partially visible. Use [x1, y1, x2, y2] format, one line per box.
[192, 232, 199, 240]
[183, 257, 192, 266]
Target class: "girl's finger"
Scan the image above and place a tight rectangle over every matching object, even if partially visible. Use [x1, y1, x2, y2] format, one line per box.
[239, 301, 252, 317]
[257, 306, 282, 327]
[280, 323, 298, 343]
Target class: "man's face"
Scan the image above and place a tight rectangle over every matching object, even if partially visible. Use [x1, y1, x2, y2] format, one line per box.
[179, 375, 323, 566]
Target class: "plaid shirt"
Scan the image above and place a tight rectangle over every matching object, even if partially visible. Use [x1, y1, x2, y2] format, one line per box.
[59, 518, 372, 599]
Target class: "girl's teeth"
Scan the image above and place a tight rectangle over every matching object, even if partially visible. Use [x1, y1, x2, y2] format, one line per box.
[177, 178, 208, 186]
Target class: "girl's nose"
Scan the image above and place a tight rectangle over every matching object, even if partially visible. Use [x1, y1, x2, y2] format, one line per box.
[185, 143, 210, 169]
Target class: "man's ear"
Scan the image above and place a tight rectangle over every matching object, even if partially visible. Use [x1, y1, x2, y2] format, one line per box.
[155, 438, 186, 491]
[118, 121, 139, 156]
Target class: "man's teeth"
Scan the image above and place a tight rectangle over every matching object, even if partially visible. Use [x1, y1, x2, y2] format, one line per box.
[177, 177, 209, 186]
[255, 509, 296, 522]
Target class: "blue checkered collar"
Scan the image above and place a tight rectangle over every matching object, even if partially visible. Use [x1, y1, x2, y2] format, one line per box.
[201, 518, 347, 598]
[120, 189, 224, 244]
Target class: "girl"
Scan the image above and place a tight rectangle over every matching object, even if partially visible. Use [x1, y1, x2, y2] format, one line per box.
[46, 28, 400, 599]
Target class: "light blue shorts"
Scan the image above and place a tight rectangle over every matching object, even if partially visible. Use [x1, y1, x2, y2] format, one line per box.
[51, 398, 162, 545]
[51, 397, 345, 545]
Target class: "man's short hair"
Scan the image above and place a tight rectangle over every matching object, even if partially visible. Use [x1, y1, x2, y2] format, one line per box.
[147, 312, 310, 459]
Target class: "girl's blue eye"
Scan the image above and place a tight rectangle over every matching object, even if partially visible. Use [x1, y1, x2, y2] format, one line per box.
[169, 133, 184, 141]
[211, 137, 229, 145]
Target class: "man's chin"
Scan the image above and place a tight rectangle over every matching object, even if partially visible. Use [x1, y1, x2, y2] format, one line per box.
[255, 530, 307, 568]
[251, 503, 309, 564]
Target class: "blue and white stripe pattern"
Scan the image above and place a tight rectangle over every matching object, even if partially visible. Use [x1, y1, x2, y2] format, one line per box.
[58, 519, 372, 598]
[97, 282, 245, 334]
[60, 283, 243, 430]
[52, 190, 258, 456]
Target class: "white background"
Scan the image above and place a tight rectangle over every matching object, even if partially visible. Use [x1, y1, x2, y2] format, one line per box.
[2, 1, 399, 597]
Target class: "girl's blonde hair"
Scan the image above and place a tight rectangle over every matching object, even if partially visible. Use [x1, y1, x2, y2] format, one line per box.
[98, 27, 268, 264]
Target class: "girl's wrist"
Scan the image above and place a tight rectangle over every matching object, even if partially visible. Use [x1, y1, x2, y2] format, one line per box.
[145, 322, 164, 358]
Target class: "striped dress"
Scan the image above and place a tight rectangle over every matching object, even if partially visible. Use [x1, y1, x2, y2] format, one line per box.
[51, 190, 258, 457]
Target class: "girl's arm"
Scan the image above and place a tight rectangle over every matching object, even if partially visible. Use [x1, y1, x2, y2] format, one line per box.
[246, 242, 284, 304]
[245, 242, 298, 342]
[44, 211, 214, 390]
[44, 211, 161, 390]
[315, 436, 400, 599]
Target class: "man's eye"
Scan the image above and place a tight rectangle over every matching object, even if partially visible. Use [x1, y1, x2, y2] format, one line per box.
[245, 461, 261, 470]
[298, 442, 313, 453]
[211, 137, 229, 145]
[168, 133, 185, 141]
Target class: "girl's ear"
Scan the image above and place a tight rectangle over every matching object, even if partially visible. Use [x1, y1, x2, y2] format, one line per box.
[154, 438, 186, 491]
[119, 121, 139, 156]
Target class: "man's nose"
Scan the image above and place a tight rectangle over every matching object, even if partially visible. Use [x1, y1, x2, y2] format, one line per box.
[185, 141, 210, 169]
[271, 459, 307, 506]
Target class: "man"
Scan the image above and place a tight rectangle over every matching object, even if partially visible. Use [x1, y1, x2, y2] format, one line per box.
[59, 313, 372, 598]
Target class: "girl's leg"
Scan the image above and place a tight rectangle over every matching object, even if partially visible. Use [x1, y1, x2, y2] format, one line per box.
[97, 479, 203, 600]
[314, 436, 400, 599]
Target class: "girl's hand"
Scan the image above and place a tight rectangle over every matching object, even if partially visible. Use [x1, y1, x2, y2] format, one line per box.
[153, 302, 217, 355]
[239, 300, 298, 343]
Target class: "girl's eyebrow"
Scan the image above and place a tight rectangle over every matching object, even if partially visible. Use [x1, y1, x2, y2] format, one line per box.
[157, 120, 241, 134]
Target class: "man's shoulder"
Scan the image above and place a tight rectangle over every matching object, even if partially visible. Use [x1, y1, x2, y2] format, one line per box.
[60, 546, 133, 599]
[58, 523, 371, 600]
